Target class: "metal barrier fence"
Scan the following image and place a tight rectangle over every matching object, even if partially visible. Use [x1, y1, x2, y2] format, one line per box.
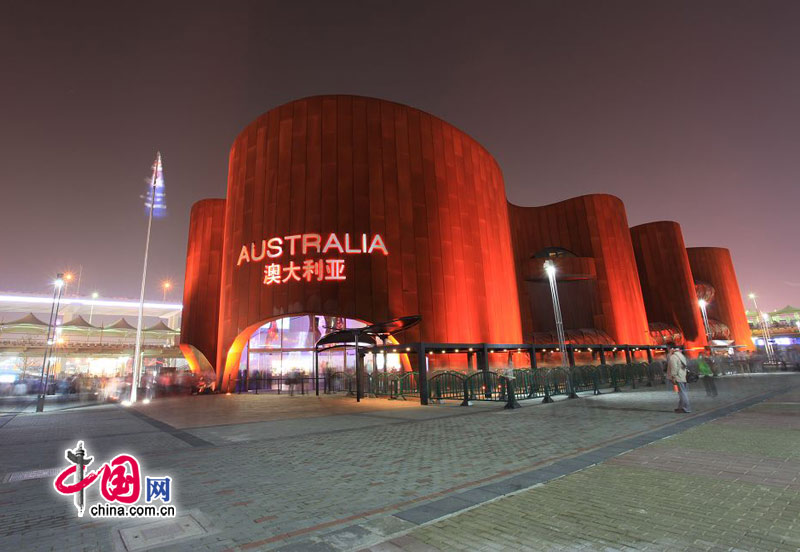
[430, 371, 466, 401]
[236, 355, 796, 401]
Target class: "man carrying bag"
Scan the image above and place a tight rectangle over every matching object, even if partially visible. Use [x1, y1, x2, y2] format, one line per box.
[667, 346, 692, 413]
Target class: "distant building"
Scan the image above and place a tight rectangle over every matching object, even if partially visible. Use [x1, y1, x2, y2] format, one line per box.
[0, 293, 182, 378]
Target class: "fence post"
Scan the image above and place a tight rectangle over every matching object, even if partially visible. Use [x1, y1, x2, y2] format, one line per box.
[612, 365, 620, 392]
[417, 343, 429, 406]
[481, 345, 491, 399]
[567, 369, 579, 399]
[460, 376, 471, 406]
[314, 349, 319, 397]
[542, 371, 554, 403]
[503, 377, 521, 409]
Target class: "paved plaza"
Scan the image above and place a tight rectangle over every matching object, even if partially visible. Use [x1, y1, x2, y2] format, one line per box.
[0, 373, 798, 551]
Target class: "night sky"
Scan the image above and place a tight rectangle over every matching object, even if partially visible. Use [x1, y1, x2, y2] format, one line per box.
[1, 1, 798, 311]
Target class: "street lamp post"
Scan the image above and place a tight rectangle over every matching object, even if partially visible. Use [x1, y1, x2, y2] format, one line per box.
[88, 291, 99, 325]
[544, 260, 568, 367]
[63, 271, 74, 297]
[36, 274, 65, 412]
[698, 299, 713, 355]
[762, 312, 776, 361]
[161, 280, 172, 302]
[748, 293, 774, 362]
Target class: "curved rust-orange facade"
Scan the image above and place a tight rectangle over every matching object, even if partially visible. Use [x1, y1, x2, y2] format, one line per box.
[630, 221, 708, 350]
[179, 198, 226, 372]
[215, 95, 522, 385]
[179, 95, 756, 385]
[507, 195, 651, 346]
[686, 247, 754, 350]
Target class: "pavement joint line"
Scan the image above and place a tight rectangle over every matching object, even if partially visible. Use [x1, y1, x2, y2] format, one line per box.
[121, 405, 215, 448]
[0, 399, 33, 430]
[268, 383, 799, 552]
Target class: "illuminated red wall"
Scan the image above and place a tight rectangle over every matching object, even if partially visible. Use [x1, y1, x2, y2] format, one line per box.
[179, 199, 226, 372]
[508, 195, 651, 345]
[686, 247, 754, 350]
[630, 222, 707, 349]
[215, 95, 522, 387]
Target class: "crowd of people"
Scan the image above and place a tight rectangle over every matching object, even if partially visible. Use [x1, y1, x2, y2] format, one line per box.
[0, 369, 215, 402]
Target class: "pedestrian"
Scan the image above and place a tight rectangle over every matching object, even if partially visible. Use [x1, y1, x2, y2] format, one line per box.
[697, 354, 718, 397]
[667, 346, 692, 413]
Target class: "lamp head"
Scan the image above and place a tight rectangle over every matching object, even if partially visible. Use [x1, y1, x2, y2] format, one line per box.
[698, 299, 707, 308]
[543, 260, 556, 277]
[91, 292, 99, 299]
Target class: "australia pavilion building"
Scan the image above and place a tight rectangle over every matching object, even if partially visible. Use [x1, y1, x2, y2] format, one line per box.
[179, 95, 753, 393]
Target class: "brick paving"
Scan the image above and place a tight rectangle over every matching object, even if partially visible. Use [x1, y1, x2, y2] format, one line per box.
[366, 386, 800, 551]
[0, 373, 796, 551]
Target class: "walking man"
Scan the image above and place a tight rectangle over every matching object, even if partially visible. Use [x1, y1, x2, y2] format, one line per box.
[697, 354, 718, 397]
[667, 346, 692, 413]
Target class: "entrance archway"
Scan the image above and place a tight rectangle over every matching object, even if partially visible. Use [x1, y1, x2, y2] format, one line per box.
[218, 314, 404, 392]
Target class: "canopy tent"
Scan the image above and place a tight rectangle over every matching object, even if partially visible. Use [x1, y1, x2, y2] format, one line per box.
[143, 319, 179, 333]
[102, 318, 138, 333]
[0, 313, 50, 333]
[59, 315, 101, 333]
[770, 305, 800, 315]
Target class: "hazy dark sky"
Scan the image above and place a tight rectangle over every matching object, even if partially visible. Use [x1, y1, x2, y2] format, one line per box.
[1, 1, 798, 311]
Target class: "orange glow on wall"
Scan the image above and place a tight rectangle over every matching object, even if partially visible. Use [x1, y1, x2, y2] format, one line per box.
[179, 96, 754, 388]
[214, 95, 522, 389]
[630, 221, 708, 350]
[686, 247, 754, 351]
[179, 199, 226, 373]
[508, 194, 651, 346]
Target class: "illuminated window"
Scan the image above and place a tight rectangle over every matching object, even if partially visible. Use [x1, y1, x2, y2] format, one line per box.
[244, 315, 401, 378]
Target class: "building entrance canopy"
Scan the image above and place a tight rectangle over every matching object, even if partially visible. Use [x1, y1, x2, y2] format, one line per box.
[312, 316, 421, 401]
[314, 315, 421, 351]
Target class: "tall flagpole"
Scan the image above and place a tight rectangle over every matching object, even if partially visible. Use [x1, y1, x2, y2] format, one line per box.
[131, 152, 161, 403]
